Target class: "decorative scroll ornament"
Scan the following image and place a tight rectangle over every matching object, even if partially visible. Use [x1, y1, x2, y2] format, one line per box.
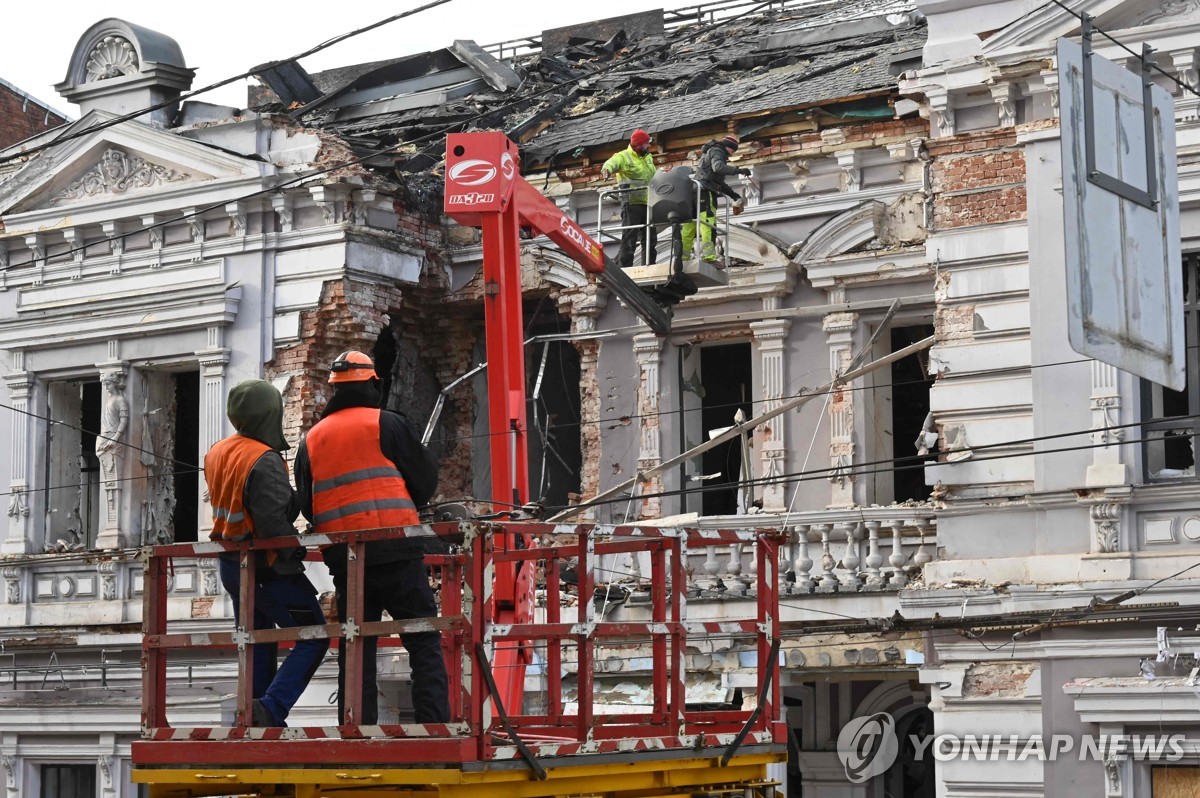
[52, 149, 185, 205]
[1140, 0, 1200, 24]
[85, 36, 139, 82]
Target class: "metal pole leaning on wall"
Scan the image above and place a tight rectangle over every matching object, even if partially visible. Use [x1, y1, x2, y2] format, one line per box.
[548, 336, 936, 522]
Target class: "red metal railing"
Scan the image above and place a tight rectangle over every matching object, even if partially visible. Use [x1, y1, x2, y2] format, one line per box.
[134, 522, 785, 771]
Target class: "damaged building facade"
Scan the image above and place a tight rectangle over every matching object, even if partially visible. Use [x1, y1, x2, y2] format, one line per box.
[0, 0, 1197, 795]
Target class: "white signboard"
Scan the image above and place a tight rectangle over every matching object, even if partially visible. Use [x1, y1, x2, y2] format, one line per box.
[1059, 37, 1184, 390]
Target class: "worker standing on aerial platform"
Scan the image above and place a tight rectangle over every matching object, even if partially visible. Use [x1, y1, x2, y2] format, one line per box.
[205, 380, 329, 728]
[602, 128, 658, 268]
[294, 351, 450, 724]
[681, 134, 751, 263]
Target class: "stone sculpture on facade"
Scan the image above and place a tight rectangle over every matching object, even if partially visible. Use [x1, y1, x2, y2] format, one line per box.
[85, 36, 139, 81]
[96, 372, 129, 543]
[52, 149, 185, 206]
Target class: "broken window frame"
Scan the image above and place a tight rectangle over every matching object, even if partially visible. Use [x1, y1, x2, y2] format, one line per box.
[1140, 253, 1200, 482]
[865, 320, 937, 505]
[42, 375, 103, 551]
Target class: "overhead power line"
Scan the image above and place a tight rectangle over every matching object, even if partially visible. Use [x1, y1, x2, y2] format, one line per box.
[15, 0, 778, 273]
[1044, 0, 1200, 100]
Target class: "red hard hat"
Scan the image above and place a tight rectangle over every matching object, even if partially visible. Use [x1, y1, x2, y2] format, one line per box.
[630, 129, 651, 148]
[328, 350, 378, 384]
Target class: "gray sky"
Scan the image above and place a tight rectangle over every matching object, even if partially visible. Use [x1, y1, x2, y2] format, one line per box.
[5, 0, 660, 117]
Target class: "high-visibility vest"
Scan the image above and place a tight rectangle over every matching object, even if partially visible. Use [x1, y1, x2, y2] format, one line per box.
[205, 435, 272, 543]
[305, 407, 419, 533]
[602, 146, 656, 205]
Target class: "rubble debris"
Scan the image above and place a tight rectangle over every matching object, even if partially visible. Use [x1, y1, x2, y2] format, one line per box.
[247, 0, 925, 177]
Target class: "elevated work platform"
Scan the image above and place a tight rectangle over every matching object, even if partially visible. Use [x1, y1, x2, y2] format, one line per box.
[625, 257, 730, 289]
[132, 522, 787, 798]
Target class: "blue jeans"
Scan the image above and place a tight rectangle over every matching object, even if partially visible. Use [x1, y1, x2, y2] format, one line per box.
[219, 556, 329, 725]
[332, 558, 449, 724]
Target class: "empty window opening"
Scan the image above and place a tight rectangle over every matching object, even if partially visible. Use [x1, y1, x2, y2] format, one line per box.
[685, 342, 753, 516]
[40, 763, 96, 798]
[890, 325, 936, 502]
[527, 337, 583, 508]
[45, 379, 102, 550]
[1143, 254, 1199, 480]
[172, 371, 201, 542]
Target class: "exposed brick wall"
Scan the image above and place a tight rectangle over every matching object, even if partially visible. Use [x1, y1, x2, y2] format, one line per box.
[0, 84, 66, 149]
[928, 129, 1027, 230]
[268, 278, 403, 447]
[554, 117, 931, 186]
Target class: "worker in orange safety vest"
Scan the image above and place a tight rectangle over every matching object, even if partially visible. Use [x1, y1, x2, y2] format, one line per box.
[294, 351, 449, 724]
[205, 379, 329, 727]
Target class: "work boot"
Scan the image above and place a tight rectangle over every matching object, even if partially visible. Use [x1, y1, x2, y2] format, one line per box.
[251, 698, 282, 727]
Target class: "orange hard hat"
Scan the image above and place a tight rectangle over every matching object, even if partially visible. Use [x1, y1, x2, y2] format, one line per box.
[328, 350, 378, 384]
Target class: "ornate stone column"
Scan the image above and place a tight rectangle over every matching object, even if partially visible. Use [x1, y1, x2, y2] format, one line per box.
[1086, 360, 1126, 488]
[751, 316, 790, 512]
[823, 312, 857, 507]
[95, 344, 130, 550]
[2, 353, 34, 554]
[1, 752, 19, 798]
[633, 332, 664, 519]
[197, 327, 231, 537]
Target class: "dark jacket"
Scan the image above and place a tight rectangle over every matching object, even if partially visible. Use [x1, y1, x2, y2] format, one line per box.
[294, 381, 439, 574]
[696, 140, 742, 200]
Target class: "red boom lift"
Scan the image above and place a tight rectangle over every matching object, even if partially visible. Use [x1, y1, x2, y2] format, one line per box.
[131, 132, 785, 797]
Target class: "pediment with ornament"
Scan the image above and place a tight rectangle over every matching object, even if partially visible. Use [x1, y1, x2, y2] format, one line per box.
[980, 0, 1200, 57]
[0, 110, 268, 222]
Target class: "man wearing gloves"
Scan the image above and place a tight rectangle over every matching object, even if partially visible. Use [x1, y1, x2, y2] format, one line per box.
[601, 128, 658, 268]
[294, 350, 449, 725]
[682, 134, 752, 263]
[205, 380, 328, 728]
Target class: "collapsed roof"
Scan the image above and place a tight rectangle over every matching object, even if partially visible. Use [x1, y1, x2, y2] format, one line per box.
[249, 0, 925, 172]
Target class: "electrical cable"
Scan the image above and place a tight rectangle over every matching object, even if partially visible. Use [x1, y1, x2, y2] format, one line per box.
[547, 425, 1200, 513]
[9, 0, 779, 274]
[0, 0, 456, 167]
[1044, 0, 1200, 99]
[425, 354, 1098, 446]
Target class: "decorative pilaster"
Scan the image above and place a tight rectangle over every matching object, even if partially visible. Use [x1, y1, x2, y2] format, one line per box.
[990, 82, 1018, 128]
[198, 327, 231, 536]
[309, 185, 343, 226]
[101, 220, 124, 271]
[98, 561, 118, 601]
[2, 567, 20, 604]
[785, 159, 811, 193]
[62, 228, 86, 279]
[98, 755, 115, 798]
[95, 345, 129, 551]
[226, 201, 248, 238]
[1040, 69, 1060, 118]
[1, 753, 19, 798]
[1090, 503, 1121, 554]
[633, 333, 664, 519]
[24, 234, 45, 286]
[1087, 361, 1126, 487]
[3, 354, 34, 555]
[183, 208, 206, 245]
[352, 189, 377, 226]
[0, 246, 8, 291]
[926, 87, 955, 137]
[271, 194, 295, 234]
[834, 150, 862, 192]
[751, 317, 790, 511]
[823, 312, 857, 507]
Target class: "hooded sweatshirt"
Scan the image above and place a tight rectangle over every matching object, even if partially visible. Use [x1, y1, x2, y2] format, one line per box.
[214, 380, 303, 575]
